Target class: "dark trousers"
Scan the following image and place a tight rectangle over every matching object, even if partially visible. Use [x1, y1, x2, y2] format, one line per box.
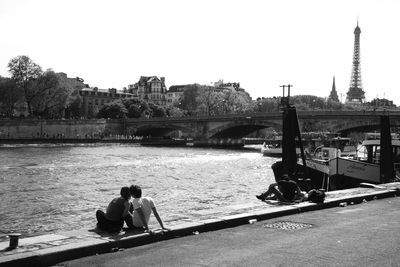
[96, 210, 124, 232]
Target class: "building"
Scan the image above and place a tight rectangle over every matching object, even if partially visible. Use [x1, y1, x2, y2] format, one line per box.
[79, 87, 136, 117]
[166, 85, 186, 106]
[128, 76, 167, 106]
[214, 80, 241, 92]
[328, 76, 339, 102]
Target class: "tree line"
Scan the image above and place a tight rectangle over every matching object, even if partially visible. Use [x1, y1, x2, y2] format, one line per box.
[1, 55, 396, 120]
[0, 55, 84, 118]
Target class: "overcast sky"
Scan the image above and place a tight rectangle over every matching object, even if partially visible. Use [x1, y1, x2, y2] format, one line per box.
[1, 0, 399, 104]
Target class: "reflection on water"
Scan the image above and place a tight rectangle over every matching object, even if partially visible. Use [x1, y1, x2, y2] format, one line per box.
[0, 144, 275, 236]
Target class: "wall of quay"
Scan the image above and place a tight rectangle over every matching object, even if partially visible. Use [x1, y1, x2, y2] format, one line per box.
[0, 119, 124, 139]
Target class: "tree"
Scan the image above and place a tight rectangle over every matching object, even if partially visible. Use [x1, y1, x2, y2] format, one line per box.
[196, 86, 214, 115]
[97, 100, 127, 119]
[167, 106, 185, 117]
[57, 73, 87, 118]
[123, 98, 144, 118]
[326, 99, 341, 110]
[7, 55, 42, 115]
[180, 84, 200, 114]
[210, 91, 227, 115]
[127, 103, 142, 118]
[368, 98, 396, 108]
[24, 70, 86, 118]
[64, 94, 82, 118]
[291, 95, 327, 110]
[88, 104, 99, 118]
[30, 70, 67, 118]
[254, 97, 280, 113]
[205, 90, 253, 115]
[223, 90, 253, 114]
[139, 101, 151, 117]
[197, 90, 221, 115]
[195, 86, 240, 116]
[179, 84, 254, 116]
[0, 76, 24, 117]
[149, 103, 167, 117]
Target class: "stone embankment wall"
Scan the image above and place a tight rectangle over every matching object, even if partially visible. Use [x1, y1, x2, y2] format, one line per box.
[0, 119, 124, 139]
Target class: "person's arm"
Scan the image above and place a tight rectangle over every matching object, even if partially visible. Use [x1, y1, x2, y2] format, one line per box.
[123, 201, 135, 228]
[151, 207, 170, 231]
[122, 201, 132, 218]
[294, 184, 306, 201]
[295, 184, 301, 195]
[268, 182, 278, 189]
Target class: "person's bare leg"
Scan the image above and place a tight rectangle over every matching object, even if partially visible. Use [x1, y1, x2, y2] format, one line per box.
[257, 185, 283, 201]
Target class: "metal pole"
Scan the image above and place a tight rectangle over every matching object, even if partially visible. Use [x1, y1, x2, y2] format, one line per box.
[287, 84, 292, 98]
[280, 85, 286, 97]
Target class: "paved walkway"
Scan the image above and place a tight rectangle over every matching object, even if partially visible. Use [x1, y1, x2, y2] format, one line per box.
[61, 195, 400, 267]
[1, 183, 399, 267]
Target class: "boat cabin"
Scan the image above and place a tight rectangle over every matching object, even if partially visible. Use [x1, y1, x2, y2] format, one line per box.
[358, 138, 400, 164]
[312, 136, 357, 160]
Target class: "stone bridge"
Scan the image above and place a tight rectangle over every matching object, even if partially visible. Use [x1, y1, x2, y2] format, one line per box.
[125, 110, 400, 139]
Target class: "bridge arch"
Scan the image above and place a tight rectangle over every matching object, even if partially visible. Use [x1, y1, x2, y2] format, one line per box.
[123, 111, 400, 140]
[208, 120, 282, 139]
[315, 118, 381, 135]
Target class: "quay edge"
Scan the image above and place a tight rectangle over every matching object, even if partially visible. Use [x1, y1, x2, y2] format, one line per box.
[1, 182, 399, 267]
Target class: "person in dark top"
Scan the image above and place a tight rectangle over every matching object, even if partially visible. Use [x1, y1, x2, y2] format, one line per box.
[96, 186, 132, 232]
[256, 174, 305, 202]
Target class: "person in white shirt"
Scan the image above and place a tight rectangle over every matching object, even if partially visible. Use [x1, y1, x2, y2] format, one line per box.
[126, 184, 170, 233]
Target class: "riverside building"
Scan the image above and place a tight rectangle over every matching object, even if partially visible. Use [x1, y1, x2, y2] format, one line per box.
[79, 87, 136, 118]
[128, 76, 168, 106]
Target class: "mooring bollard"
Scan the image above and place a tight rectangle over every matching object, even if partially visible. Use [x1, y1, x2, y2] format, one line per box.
[248, 219, 257, 224]
[8, 233, 21, 249]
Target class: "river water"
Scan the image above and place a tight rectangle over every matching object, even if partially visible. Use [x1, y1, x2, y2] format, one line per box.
[0, 144, 276, 237]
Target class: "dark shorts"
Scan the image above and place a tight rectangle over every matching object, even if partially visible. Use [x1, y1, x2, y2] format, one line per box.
[96, 210, 124, 232]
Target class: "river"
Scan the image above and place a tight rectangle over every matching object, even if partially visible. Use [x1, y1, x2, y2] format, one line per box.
[0, 144, 276, 237]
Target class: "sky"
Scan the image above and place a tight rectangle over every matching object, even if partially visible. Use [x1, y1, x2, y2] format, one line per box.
[1, 0, 399, 104]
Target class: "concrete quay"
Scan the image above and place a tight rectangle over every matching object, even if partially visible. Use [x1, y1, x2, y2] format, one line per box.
[1, 182, 399, 267]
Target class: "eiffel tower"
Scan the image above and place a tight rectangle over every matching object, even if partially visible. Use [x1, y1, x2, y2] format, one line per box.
[346, 21, 365, 104]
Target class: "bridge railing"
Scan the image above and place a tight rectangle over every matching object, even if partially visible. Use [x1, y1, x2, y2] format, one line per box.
[2, 110, 400, 124]
[124, 110, 400, 123]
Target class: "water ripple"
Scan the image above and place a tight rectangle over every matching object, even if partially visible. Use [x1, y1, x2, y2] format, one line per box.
[0, 145, 276, 237]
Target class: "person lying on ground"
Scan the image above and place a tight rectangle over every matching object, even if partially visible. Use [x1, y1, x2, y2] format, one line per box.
[96, 186, 132, 232]
[256, 174, 307, 202]
[125, 184, 170, 233]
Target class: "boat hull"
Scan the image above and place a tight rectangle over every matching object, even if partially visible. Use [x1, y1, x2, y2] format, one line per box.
[261, 148, 282, 157]
[298, 157, 381, 190]
[261, 147, 300, 158]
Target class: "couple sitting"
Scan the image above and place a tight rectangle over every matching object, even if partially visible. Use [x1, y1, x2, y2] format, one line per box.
[96, 185, 169, 233]
[256, 174, 307, 203]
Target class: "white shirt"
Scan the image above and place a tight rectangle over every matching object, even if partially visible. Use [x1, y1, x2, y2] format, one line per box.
[131, 197, 155, 227]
